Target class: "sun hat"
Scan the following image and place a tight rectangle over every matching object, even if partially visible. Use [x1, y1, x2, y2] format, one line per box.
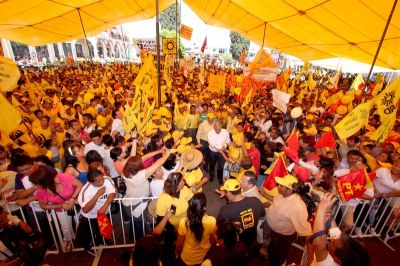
[291, 107, 303, 119]
[275, 175, 298, 190]
[220, 179, 241, 192]
[181, 148, 203, 170]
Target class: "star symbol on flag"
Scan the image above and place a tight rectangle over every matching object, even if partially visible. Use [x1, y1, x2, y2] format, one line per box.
[353, 183, 364, 191]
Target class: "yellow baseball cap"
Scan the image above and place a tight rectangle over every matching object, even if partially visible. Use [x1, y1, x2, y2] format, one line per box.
[275, 175, 298, 190]
[207, 113, 216, 119]
[220, 179, 241, 192]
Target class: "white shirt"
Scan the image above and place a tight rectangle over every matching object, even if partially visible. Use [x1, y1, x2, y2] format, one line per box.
[111, 118, 125, 136]
[78, 176, 116, 219]
[162, 162, 180, 180]
[84, 142, 106, 158]
[150, 179, 164, 197]
[374, 167, 400, 194]
[312, 253, 339, 266]
[260, 119, 273, 133]
[207, 129, 231, 152]
[122, 169, 150, 206]
[266, 194, 312, 236]
[103, 148, 119, 178]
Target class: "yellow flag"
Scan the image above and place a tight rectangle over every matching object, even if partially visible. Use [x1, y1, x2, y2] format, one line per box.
[122, 104, 135, 132]
[141, 101, 156, 133]
[250, 48, 276, 71]
[241, 88, 253, 108]
[208, 74, 225, 94]
[372, 75, 384, 97]
[325, 91, 344, 107]
[0, 93, 22, 134]
[373, 77, 400, 121]
[350, 74, 364, 90]
[134, 55, 156, 94]
[11, 95, 20, 108]
[370, 117, 396, 142]
[334, 101, 372, 140]
[288, 81, 295, 96]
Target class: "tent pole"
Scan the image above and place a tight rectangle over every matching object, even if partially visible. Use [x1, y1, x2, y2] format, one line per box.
[175, 0, 179, 64]
[156, 0, 162, 107]
[366, 0, 398, 83]
[77, 8, 92, 60]
[262, 22, 267, 47]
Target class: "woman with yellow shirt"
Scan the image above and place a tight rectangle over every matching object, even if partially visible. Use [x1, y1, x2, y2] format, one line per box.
[181, 149, 208, 193]
[176, 192, 217, 265]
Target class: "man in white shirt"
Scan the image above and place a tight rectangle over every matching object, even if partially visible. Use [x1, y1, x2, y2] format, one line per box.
[84, 130, 106, 158]
[197, 113, 216, 172]
[265, 175, 312, 266]
[207, 121, 230, 184]
[76, 169, 116, 250]
[111, 110, 125, 137]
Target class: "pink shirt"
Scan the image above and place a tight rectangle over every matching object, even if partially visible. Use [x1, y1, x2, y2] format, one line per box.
[35, 173, 76, 207]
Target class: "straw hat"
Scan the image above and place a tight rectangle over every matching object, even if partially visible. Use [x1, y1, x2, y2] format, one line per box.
[291, 107, 303, 119]
[275, 175, 298, 190]
[181, 148, 203, 170]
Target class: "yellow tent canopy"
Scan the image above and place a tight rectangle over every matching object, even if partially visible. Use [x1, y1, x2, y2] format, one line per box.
[0, 0, 174, 46]
[1, 0, 399, 69]
[184, 0, 400, 70]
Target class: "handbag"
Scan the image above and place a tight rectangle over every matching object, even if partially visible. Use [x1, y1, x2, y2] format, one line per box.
[97, 212, 113, 239]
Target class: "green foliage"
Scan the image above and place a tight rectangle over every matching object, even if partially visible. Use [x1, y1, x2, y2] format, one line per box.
[160, 3, 180, 31]
[160, 29, 185, 58]
[229, 31, 250, 60]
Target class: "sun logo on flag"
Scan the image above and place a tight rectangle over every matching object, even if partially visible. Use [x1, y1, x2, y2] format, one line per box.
[381, 91, 395, 107]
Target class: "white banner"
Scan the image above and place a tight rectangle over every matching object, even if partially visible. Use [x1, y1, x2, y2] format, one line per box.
[244, 66, 278, 81]
[272, 89, 291, 113]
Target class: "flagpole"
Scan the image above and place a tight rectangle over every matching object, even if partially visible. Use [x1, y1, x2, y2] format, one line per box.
[77, 8, 92, 60]
[155, 0, 162, 107]
[175, 0, 179, 65]
[366, 0, 398, 84]
[262, 22, 267, 48]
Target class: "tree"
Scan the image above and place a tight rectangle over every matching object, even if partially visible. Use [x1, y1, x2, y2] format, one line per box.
[160, 3, 180, 31]
[229, 31, 250, 60]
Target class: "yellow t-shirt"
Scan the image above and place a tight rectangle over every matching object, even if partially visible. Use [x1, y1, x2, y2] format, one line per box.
[156, 186, 193, 227]
[86, 106, 98, 117]
[178, 215, 216, 265]
[33, 127, 52, 140]
[183, 168, 203, 192]
[185, 114, 199, 129]
[96, 115, 109, 128]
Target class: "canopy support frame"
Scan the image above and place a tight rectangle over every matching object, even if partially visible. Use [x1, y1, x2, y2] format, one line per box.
[77, 8, 92, 60]
[156, 0, 162, 107]
[366, 0, 398, 83]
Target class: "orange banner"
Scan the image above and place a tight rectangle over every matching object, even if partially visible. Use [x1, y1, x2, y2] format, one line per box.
[180, 24, 193, 40]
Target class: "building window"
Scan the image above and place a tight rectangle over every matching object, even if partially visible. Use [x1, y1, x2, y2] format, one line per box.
[62, 43, 73, 56]
[10, 41, 30, 61]
[75, 44, 84, 58]
[53, 44, 60, 58]
[35, 45, 49, 62]
[219, 48, 226, 54]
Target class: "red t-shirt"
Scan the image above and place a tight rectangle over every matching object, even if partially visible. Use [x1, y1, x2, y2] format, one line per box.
[247, 147, 261, 176]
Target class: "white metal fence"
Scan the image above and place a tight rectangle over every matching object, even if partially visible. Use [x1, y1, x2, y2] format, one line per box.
[4, 195, 400, 259]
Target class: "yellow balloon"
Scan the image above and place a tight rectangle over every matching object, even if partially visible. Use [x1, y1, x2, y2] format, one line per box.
[355, 89, 362, 96]
[336, 105, 348, 115]
[341, 95, 352, 105]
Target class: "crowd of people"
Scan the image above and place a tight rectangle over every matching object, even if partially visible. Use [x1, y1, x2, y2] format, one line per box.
[0, 56, 399, 266]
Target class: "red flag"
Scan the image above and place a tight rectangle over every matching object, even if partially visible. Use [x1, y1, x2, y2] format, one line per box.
[200, 36, 207, 53]
[264, 154, 288, 190]
[293, 165, 310, 182]
[335, 170, 368, 202]
[314, 131, 336, 149]
[284, 129, 299, 163]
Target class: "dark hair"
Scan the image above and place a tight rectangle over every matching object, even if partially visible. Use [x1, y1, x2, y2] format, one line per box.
[63, 142, 82, 170]
[334, 234, 371, 266]
[319, 156, 334, 169]
[164, 138, 174, 149]
[347, 149, 362, 158]
[87, 169, 103, 183]
[163, 154, 177, 170]
[35, 155, 54, 168]
[122, 156, 143, 177]
[10, 148, 26, 164]
[132, 235, 160, 266]
[186, 192, 207, 243]
[83, 113, 94, 121]
[29, 165, 58, 193]
[102, 134, 114, 147]
[110, 147, 123, 162]
[33, 109, 43, 117]
[85, 150, 103, 164]
[89, 161, 104, 172]
[13, 154, 34, 168]
[164, 172, 183, 197]
[216, 220, 238, 248]
[0, 145, 5, 153]
[244, 132, 255, 143]
[89, 130, 101, 139]
[114, 135, 126, 147]
[243, 170, 257, 185]
[240, 156, 253, 170]
[68, 119, 78, 128]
